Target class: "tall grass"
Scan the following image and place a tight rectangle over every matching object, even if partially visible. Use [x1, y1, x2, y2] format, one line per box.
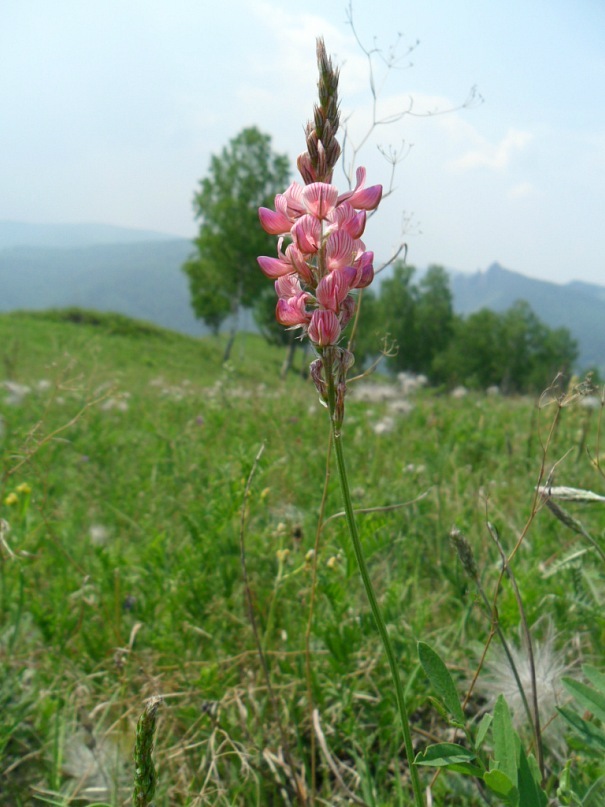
[0, 311, 603, 804]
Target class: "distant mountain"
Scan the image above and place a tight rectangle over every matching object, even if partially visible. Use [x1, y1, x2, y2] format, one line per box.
[451, 262, 605, 373]
[0, 224, 602, 373]
[0, 238, 209, 335]
[0, 220, 185, 250]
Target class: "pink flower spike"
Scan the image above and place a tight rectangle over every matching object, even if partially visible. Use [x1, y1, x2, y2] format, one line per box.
[257, 255, 292, 279]
[292, 214, 322, 254]
[308, 309, 341, 347]
[276, 294, 311, 327]
[259, 206, 292, 236]
[302, 183, 339, 219]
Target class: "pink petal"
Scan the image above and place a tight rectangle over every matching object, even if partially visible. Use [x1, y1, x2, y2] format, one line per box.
[257, 255, 292, 279]
[292, 214, 322, 254]
[302, 183, 339, 219]
[329, 203, 367, 239]
[308, 309, 341, 347]
[316, 268, 353, 312]
[259, 207, 292, 235]
[337, 166, 382, 211]
[275, 273, 302, 298]
[283, 182, 306, 218]
[276, 294, 311, 327]
[348, 183, 382, 211]
[352, 251, 374, 288]
[285, 244, 314, 286]
[325, 230, 355, 271]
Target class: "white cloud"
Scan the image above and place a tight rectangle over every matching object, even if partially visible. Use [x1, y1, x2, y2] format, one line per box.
[449, 128, 533, 172]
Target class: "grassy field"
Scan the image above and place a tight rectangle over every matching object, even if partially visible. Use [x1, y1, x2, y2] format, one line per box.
[0, 310, 603, 805]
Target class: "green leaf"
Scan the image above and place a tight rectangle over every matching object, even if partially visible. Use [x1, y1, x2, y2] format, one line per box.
[517, 745, 547, 806]
[483, 769, 518, 803]
[492, 695, 519, 787]
[418, 642, 465, 724]
[414, 742, 478, 771]
[426, 695, 456, 726]
[583, 665, 605, 694]
[557, 706, 605, 752]
[562, 676, 605, 723]
[475, 712, 492, 749]
[582, 774, 605, 806]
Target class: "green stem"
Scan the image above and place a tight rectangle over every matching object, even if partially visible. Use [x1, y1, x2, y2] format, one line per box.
[325, 363, 423, 805]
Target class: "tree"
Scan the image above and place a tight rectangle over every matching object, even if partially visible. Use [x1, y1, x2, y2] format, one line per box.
[183, 127, 290, 361]
[377, 261, 418, 371]
[432, 308, 504, 388]
[433, 301, 578, 392]
[414, 265, 455, 377]
[358, 262, 455, 378]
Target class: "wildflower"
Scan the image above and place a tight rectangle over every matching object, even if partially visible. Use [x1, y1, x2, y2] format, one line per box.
[4, 492, 18, 507]
[326, 554, 341, 570]
[257, 39, 381, 426]
[16, 483, 31, 495]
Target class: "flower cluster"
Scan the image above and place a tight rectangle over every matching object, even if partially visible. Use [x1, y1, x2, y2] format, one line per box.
[257, 167, 382, 349]
[256, 38, 381, 426]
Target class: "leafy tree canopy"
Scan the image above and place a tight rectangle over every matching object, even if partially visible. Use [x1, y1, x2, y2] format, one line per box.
[356, 263, 577, 392]
[183, 127, 290, 358]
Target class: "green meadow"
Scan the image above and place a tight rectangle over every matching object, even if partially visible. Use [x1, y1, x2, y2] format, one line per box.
[1, 310, 603, 805]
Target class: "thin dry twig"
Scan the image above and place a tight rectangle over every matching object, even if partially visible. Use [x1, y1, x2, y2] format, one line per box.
[312, 709, 369, 806]
[321, 489, 431, 529]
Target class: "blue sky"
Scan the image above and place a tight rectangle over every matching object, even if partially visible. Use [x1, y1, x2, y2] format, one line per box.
[1, 0, 604, 284]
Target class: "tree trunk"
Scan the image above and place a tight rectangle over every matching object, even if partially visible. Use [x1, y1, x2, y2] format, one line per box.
[222, 282, 242, 363]
[280, 340, 297, 379]
[223, 327, 237, 363]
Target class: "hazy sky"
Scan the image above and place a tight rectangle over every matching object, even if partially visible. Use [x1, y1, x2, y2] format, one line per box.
[2, 0, 604, 284]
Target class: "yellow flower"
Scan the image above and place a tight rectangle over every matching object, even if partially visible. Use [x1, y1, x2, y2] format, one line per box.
[4, 493, 18, 506]
[260, 487, 271, 500]
[16, 483, 31, 495]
